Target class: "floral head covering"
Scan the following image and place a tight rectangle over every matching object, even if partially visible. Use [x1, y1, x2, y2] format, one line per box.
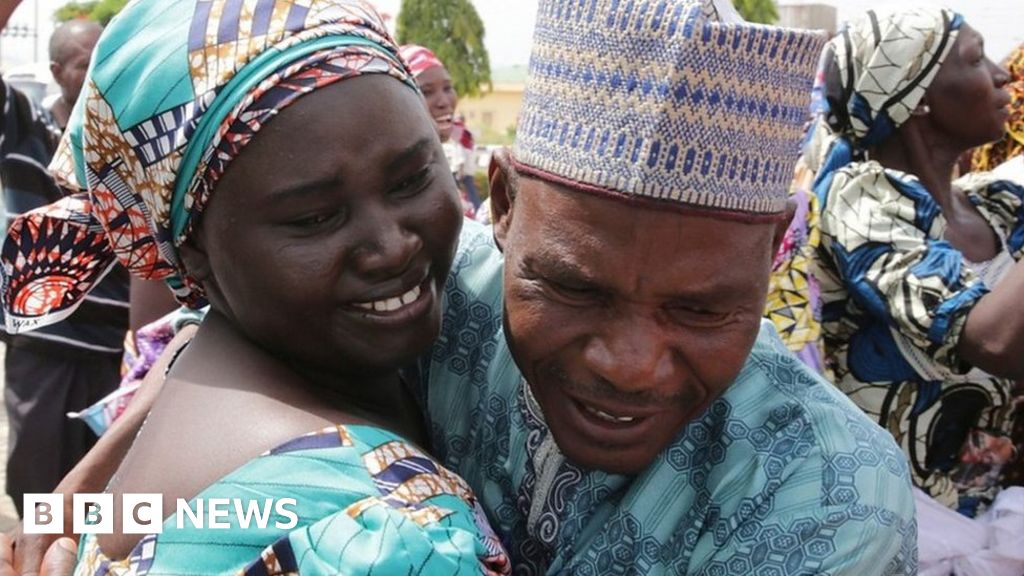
[2, 0, 416, 333]
[399, 44, 445, 78]
[971, 43, 1024, 172]
[812, 7, 963, 197]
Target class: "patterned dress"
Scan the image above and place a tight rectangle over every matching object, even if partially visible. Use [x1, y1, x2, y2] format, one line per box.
[815, 160, 1024, 517]
[766, 157, 828, 375]
[74, 424, 510, 575]
[419, 220, 917, 575]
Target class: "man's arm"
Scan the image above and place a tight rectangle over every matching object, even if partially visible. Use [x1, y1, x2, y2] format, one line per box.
[693, 499, 917, 575]
[11, 325, 196, 572]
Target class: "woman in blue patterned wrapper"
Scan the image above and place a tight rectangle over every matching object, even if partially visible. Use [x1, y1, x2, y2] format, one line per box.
[0, 0, 510, 574]
[811, 7, 1024, 572]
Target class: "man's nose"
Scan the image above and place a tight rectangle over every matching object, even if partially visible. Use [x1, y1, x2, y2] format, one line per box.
[580, 314, 681, 395]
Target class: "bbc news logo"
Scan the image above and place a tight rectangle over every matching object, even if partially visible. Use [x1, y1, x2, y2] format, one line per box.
[24, 494, 299, 534]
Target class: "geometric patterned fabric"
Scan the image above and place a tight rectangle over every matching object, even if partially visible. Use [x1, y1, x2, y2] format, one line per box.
[422, 220, 919, 574]
[815, 162, 1024, 518]
[512, 0, 826, 218]
[821, 8, 961, 151]
[74, 424, 511, 574]
[765, 167, 827, 374]
[2, 0, 415, 333]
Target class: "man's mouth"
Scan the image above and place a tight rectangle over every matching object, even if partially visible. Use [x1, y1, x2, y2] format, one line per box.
[579, 401, 638, 424]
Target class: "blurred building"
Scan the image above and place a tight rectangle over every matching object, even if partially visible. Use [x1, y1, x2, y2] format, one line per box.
[2, 61, 55, 106]
[458, 65, 526, 145]
[777, 3, 838, 37]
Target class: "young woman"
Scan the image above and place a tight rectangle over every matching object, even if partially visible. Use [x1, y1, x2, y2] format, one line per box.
[399, 44, 480, 217]
[1, 0, 509, 573]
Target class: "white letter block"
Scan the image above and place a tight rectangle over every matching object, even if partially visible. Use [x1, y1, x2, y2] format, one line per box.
[73, 493, 114, 534]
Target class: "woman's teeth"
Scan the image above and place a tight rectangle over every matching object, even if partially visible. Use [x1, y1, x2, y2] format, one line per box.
[353, 284, 421, 312]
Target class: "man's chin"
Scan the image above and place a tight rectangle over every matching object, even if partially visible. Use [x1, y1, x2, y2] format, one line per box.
[549, 426, 664, 475]
[564, 445, 660, 475]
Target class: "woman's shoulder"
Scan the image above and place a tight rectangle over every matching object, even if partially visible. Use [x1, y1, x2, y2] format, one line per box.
[825, 160, 933, 217]
[829, 160, 916, 199]
[83, 423, 510, 575]
[955, 162, 1024, 216]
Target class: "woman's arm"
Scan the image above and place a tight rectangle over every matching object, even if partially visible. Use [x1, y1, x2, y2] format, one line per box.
[960, 259, 1024, 379]
[1, 533, 76, 576]
[11, 325, 196, 573]
[129, 277, 181, 333]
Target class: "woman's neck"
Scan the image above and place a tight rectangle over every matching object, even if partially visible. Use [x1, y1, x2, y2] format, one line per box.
[870, 119, 963, 207]
[198, 309, 424, 441]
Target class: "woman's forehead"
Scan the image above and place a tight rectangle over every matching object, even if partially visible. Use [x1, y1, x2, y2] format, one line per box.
[221, 77, 437, 187]
[247, 76, 431, 154]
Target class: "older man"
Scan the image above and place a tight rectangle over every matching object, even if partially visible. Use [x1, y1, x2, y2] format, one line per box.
[13, 0, 915, 573]
[416, 1, 915, 572]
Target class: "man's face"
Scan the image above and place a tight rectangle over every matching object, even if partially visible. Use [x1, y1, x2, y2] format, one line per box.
[494, 173, 781, 474]
[51, 28, 100, 106]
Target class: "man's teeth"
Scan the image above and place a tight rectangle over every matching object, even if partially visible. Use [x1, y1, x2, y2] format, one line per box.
[582, 403, 636, 423]
[353, 284, 421, 312]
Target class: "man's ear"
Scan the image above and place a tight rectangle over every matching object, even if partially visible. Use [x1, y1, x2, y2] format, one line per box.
[48, 61, 62, 85]
[770, 198, 798, 256]
[489, 147, 517, 253]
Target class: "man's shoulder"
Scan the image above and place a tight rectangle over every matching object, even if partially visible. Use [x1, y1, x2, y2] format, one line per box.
[702, 321, 914, 514]
[738, 322, 907, 467]
[620, 323, 916, 573]
[1, 81, 60, 157]
[428, 218, 508, 391]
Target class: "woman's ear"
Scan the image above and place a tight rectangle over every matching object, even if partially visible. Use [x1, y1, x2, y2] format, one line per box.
[489, 147, 517, 252]
[178, 233, 212, 284]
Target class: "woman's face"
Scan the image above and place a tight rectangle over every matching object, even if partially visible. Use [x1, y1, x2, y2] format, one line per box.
[187, 75, 462, 381]
[927, 23, 1011, 149]
[416, 65, 458, 142]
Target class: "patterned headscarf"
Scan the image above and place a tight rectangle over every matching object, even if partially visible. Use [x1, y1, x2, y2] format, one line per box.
[2, 0, 416, 333]
[399, 44, 445, 78]
[971, 43, 1024, 172]
[812, 7, 962, 198]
